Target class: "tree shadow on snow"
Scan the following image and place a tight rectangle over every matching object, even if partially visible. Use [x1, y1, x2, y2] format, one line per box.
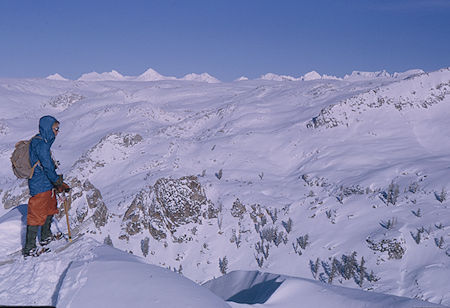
[227, 278, 283, 304]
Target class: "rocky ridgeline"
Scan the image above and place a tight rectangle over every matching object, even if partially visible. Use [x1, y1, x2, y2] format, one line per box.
[0, 176, 110, 237]
[57, 131, 144, 234]
[120, 176, 218, 241]
[72, 132, 143, 177]
[116, 176, 309, 282]
[307, 69, 450, 129]
[60, 178, 109, 230]
[43, 92, 85, 110]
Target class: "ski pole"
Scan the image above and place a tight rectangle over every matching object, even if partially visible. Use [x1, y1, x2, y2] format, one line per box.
[63, 191, 72, 242]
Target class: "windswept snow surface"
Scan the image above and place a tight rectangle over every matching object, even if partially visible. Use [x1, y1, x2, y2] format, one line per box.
[0, 68, 449, 306]
[0, 205, 25, 256]
[205, 270, 446, 307]
[57, 245, 230, 308]
[0, 206, 229, 307]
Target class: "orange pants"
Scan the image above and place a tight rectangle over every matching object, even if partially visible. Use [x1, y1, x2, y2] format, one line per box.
[27, 190, 58, 226]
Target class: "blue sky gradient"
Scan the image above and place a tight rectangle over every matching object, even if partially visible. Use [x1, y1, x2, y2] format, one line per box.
[1, 0, 449, 81]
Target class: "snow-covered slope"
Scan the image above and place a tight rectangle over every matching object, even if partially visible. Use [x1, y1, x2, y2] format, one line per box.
[0, 67, 449, 306]
[205, 271, 446, 307]
[0, 206, 229, 307]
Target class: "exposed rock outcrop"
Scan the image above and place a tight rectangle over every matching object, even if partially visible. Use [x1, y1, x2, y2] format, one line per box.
[58, 179, 109, 229]
[120, 176, 217, 241]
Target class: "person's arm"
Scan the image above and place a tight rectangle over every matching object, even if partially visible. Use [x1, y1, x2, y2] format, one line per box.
[35, 142, 60, 184]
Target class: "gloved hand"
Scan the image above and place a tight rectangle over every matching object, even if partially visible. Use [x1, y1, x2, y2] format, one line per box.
[54, 175, 71, 193]
[55, 182, 70, 193]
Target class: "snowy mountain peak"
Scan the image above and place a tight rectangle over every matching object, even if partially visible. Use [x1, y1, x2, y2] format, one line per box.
[181, 72, 220, 83]
[322, 74, 341, 80]
[260, 73, 298, 81]
[235, 76, 249, 81]
[46, 73, 68, 81]
[260, 71, 326, 82]
[78, 70, 125, 81]
[135, 68, 176, 81]
[302, 71, 322, 81]
[344, 70, 391, 80]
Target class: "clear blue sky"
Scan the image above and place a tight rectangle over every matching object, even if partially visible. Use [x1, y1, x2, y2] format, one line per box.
[1, 0, 449, 81]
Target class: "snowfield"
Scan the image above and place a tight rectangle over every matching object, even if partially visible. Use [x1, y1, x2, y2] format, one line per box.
[205, 271, 444, 308]
[0, 68, 449, 307]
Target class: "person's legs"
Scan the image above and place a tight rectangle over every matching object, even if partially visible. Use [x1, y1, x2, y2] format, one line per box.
[26, 191, 53, 256]
[23, 225, 39, 256]
[40, 215, 53, 245]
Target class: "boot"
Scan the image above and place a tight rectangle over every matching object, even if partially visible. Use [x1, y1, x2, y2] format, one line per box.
[40, 215, 53, 246]
[23, 225, 39, 257]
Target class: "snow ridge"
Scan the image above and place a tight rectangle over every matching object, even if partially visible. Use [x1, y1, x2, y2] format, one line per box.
[78, 70, 125, 81]
[181, 72, 221, 83]
[308, 68, 450, 129]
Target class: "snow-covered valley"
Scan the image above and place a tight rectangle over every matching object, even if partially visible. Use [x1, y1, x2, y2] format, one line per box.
[0, 68, 449, 307]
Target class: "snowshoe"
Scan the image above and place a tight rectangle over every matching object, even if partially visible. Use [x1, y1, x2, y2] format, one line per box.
[39, 232, 64, 246]
[23, 247, 50, 259]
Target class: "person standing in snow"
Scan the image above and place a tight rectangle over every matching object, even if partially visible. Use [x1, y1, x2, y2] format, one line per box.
[23, 115, 70, 257]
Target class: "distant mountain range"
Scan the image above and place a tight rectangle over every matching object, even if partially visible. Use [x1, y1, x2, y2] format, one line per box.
[44, 68, 427, 83]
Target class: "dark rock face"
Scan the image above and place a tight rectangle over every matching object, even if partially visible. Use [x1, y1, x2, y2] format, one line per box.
[366, 237, 406, 260]
[58, 178, 109, 229]
[83, 180, 108, 228]
[231, 198, 246, 219]
[46, 93, 84, 109]
[120, 176, 217, 241]
[121, 188, 154, 239]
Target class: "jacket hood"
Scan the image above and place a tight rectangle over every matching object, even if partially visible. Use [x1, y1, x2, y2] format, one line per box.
[39, 115, 58, 144]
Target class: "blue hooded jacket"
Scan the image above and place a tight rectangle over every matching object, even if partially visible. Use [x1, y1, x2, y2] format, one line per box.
[28, 115, 61, 196]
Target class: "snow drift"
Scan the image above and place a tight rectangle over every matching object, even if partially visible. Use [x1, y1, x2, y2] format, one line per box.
[205, 270, 445, 307]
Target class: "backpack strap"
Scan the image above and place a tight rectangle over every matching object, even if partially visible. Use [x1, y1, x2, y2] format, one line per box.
[28, 135, 42, 179]
[29, 161, 40, 179]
